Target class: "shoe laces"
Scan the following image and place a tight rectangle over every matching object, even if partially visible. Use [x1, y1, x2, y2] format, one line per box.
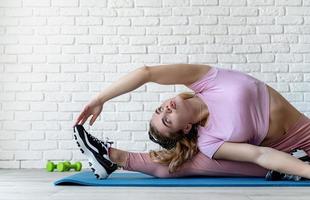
[88, 133, 113, 148]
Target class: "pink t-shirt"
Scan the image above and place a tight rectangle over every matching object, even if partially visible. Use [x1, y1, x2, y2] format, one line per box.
[188, 67, 270, 159]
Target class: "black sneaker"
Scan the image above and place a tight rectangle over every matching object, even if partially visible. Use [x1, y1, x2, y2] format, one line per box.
[73, 125, 118, 179]
[265, 149, 309, 181]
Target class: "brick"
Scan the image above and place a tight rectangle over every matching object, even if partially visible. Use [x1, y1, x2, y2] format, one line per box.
[80, 0, 107, 7]
[202, 7, 229, 16]
[76, 17, 102, 25]
[44, 112, 72, 121]
[247, 17, 274, 25]
[131, 37, 157, 45]
[23, 0, 50, 7]
[103, 18, 130, 26]
[89, 27, 117, 35]
[30, 102, 57, 111]
[190, 16, 217, 25]
[30, 141, 57, 150]
[60, 8, 88, 16]
[117, 102, 143, 111]
[6, 27, 33, 35]
[47, 74, 75, 82]
[61, 26, 88, 35]
[4, 83, 31, 92]
[32, 83, 60, 92]
[44, 150, 72, 160]
[290, 83, 310, 92]
[218, 54, 246, 63]
[259, 7, 285, 16]
[19, 73, 46, 82]
[32, 64, 60, 73]
[243, 35, 270, 44]
[103, 55, 131, 63]
[189, 54, 217, 63]
[5, 8, 32, 16]
[0, 0, 22, 7]
[192, 0, 218, 6]
[258, 25, 283, 34]
[290, 45, 310, 53]
[277, 73, 303, 82]
[275, 54, 303, 63]
[261, 64, 289, 72]
[0, 152, 14, 160]
[0, 161, 19, 168]
[276, 0, 302, 6]
[61, 64, 87, 72]
[173, 7, 200, 16]
[234, 45, 261, 53]
[31, 121, 60, 131]
[47, 55, 74, 64]
[177, 45, 204, 54]
[163, 0, 189, 7]
[20, 17, 46, 26]
[202, 26, 228, 35]
[34, 45, 61, 54]
[52, 0, 78, 7]
[15, 112, 43, 121]
[247, 54, 275, 63]
[135, 0, 162, 7]
[119, 46, 146, 54]
[108, 0, 134, 8]
[248, 0, 274, 6]
[132, 17, 159, 26]
[276, 16, 303, 25]
[290, 64, 310, 72]
[15, 151, 42, 160]
[75, 55, 102, 64]
[89, 8, 117, 16]
[130, 112, 153, 121]
[231, 8, 258, 16]
[146, 27, 172, 35]
[19, 55, 46, 64]
[16, 131, 45, 140]
[161, 17, 188, 26]
[0, 141, 28, 150]
[148, 46, 175, 54]
[33, 8, 59, 16]
[21, 160, 44, 168]
[118, 27, 146, 36]
[144, 8, 171, 16]
[262, 44, 289, 53]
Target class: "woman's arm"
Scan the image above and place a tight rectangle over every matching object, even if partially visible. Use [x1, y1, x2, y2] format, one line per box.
[96, 64, 210, 104]
[213, 142, 310, 179]
[95, 67, 149, 104]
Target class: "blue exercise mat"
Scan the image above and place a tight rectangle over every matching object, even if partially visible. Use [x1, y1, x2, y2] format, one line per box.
[54, 171, 310, 187]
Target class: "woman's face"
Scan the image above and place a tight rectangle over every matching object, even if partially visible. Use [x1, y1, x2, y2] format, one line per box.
[150, 95, 193, 137]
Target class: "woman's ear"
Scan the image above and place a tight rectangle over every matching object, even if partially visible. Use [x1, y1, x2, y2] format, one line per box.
[183, 124, 192, 135]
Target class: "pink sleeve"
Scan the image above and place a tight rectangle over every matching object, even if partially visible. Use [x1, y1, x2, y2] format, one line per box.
[188, 67, 218, 93]
[197, 134, 225, 159]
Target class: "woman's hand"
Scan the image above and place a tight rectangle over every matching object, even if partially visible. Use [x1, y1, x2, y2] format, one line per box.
[74, 97, 103, 126]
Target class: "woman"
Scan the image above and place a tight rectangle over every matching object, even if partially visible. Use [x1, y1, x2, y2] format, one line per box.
[73, 64, 310, 179]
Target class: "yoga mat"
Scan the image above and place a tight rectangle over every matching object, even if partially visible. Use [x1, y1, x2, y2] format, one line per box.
[54, 171, 310, 187]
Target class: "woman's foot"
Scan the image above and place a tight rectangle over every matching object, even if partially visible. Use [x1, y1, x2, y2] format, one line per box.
[73, 125, 118, 179]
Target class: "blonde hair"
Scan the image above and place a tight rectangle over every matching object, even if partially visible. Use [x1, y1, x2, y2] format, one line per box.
[149, 92, 199, 173]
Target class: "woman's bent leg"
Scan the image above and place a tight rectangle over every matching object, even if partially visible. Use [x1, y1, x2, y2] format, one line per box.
[123, 151, 267, 178]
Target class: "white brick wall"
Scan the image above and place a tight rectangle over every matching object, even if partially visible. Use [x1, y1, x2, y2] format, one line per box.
[0, 0, 309, 168]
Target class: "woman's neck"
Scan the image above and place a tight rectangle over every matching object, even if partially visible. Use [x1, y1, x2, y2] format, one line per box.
[189, 96, 209, 127]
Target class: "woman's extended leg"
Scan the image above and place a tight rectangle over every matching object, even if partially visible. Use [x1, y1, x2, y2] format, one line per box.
[109, 115, 310, 178]
[109, 147, 267, 178]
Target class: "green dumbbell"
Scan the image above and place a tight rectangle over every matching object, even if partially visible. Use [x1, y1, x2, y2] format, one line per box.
[46, 161, 58, 172]
[57, 161, 82, 172]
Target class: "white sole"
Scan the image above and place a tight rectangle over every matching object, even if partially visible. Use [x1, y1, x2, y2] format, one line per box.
[73, 127, 108, 179]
